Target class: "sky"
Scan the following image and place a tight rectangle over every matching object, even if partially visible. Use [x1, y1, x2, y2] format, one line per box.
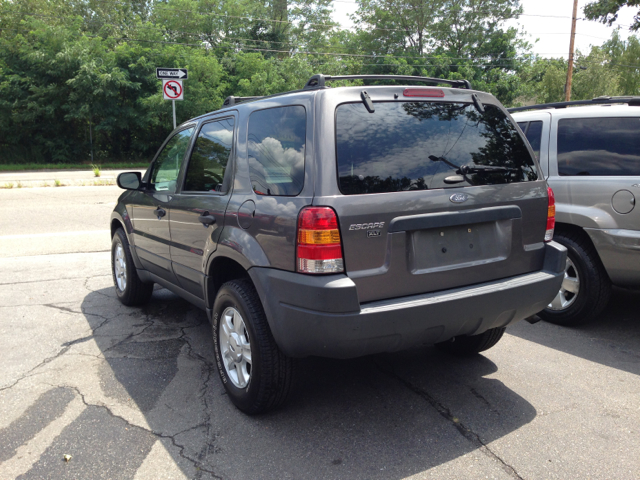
[330, 0, 639, 59]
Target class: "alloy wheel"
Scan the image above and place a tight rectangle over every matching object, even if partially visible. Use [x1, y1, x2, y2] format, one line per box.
[219, 307, 252, 388]
[548, 257, 580, 311]
[114, 243, 127, 292]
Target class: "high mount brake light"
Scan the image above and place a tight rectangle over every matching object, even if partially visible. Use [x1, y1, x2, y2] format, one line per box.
[297, 207, 344, 274]
[403, 88, 445, 98]
[545, 186, 556, 242]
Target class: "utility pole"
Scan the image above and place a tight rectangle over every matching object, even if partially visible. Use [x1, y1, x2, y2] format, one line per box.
[565, 0, 579, 101]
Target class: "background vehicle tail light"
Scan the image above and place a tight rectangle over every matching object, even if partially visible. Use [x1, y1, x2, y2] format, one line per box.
[545, 186, 556, 242]
[297, 207, 344, 274]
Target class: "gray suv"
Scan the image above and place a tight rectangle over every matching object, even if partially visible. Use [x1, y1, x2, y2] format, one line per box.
[111, 74, 566, 414]
[511, 98, 640, 325]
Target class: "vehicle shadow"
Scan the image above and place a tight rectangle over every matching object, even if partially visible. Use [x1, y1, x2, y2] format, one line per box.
[28, 285, 537, 479]
[507, 287, 640, 377]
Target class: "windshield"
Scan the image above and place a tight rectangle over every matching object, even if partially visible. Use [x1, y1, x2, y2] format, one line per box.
[336, 102, 537, 195]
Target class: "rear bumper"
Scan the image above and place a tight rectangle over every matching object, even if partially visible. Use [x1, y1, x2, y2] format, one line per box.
[250, 242, 566, 359]
[586, 228, 640, 287]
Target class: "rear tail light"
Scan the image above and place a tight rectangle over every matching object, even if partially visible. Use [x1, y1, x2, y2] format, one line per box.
[403, 88, 445, 98]
[297, 207, 344, 274]
[545, 186, 556, 242]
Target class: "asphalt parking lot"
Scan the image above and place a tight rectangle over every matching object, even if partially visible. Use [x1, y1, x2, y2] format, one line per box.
[1, 184, 639, 480]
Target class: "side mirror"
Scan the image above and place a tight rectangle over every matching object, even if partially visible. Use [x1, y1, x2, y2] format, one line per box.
[117, 172, 142, 190]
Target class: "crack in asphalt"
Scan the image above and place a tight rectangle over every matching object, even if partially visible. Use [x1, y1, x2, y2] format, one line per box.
[377, 363, 525, 480]
[7, 270, 219, 478]
[67, 387, 221, 480]
[44, 304, 84, 315]
[49, 330, 223, 480]
[469, 387, 501, 416]
[0, 345, 72, 393]
[177, 320, 218, 478]
[0, 275, 111, 286]
[0, 304, 119, 392]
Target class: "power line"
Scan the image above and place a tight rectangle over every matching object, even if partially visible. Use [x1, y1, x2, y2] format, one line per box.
[3, 25, 640, 69]
[0, 12, 580, 60]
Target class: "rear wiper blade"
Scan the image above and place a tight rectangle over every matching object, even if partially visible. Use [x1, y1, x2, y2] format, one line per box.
[457, 164, 518, 174]
[428, 155, 460, 170]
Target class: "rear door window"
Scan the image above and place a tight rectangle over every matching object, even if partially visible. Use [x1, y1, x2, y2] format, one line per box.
[557, 117, 640, 176]
[184, 118, 234, 193]
[247, 106, 306, 196]
[336, 102, 537, 195]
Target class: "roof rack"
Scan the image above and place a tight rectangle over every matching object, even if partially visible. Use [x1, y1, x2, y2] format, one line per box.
[508, 96, 640, 113]
[222, 96, 264, 107]
[303, 74, 472, 90]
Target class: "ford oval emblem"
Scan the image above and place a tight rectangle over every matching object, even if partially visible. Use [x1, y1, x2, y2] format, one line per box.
[449, 193, 468, 204]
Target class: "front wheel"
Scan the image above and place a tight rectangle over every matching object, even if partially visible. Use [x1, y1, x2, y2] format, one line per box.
[111, 228, 154, 306]
[436, 327, 506, 356]
[212, 279, 295, 414]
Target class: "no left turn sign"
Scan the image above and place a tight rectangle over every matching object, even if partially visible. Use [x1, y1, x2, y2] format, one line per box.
[163, 79, 184, 101]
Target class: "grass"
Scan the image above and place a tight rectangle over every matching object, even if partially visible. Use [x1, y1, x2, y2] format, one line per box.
[2, 182, 14, 189]
[92, 179, 116, 186]
[91, 164, 101, 177]
[54, 179, 62, 187]
[0, 162, 148, 172]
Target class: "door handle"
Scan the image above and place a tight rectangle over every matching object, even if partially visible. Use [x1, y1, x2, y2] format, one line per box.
[155, 207, 166, 219]
[198, 212, 217, 227]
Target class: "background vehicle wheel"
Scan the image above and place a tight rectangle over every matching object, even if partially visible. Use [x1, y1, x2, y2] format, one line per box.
[212, 279, 295, 415]
[436, 327, 506, 356]
[537, 231, 611, 326]
[111, 228, 154, 306]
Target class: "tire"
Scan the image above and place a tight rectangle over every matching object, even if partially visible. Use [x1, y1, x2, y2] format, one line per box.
[436, 327, 506, 356]
[537, 231, 611, 326]
[212, 279, 295, 415]
[111, 228, 154, 306]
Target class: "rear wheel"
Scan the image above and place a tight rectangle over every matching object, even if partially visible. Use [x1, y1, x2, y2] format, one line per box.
[212, 279, 295, 414]
[537, 231, 611, 326]
[436, 327, 506, 356]
[111, 228, 154, 306]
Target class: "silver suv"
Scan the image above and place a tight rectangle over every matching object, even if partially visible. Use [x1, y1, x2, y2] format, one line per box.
[511, 98, 640, 325]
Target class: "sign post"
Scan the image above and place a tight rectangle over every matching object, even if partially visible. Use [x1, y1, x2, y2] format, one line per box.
[157, 68, 187, 129]
[162, 79, 184, 129]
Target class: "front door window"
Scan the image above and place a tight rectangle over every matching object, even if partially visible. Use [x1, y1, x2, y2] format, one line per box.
[150, 128, 194, 193]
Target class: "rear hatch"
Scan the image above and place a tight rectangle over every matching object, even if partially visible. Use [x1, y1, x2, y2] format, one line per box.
[319, 89, 549, 303]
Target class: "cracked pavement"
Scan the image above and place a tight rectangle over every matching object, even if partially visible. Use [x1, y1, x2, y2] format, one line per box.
[1, 186, 640, 479]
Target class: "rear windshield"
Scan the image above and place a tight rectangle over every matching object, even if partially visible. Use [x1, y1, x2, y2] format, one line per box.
[336, 102, 537, 195]
[558, 117, 640, 176]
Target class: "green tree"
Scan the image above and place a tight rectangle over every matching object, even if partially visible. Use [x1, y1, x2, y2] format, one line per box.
[571, 49, 621, 99]
[601, 30, 640, 94]
[584, 0, 640, 31]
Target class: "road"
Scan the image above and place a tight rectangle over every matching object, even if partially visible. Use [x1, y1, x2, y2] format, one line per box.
[1, 186, 639, 479]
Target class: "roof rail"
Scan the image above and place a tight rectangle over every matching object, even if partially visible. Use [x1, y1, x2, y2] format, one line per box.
[303, 74, 472, 90]
[222, 96, 264, 107]
[508, 96, 640, 113]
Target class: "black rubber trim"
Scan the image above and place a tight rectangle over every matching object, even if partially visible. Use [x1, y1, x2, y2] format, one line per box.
[133, 229, 204, 255]
[388, 205, 522, 232]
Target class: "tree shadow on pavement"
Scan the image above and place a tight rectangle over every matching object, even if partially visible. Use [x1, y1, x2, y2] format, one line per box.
[17, 285, 538, 480]
[507, 287, 640, 377]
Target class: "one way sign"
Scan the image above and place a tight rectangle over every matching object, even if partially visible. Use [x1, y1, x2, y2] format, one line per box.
[156, 68, 188, 80]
